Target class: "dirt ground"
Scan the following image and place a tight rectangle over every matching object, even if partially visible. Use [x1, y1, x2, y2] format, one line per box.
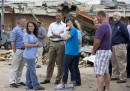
[0, 50, 130, 91]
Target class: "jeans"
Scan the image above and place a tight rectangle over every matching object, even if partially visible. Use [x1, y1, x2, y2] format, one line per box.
[62, 54, 77, 83]
[24, 58, 40, 89]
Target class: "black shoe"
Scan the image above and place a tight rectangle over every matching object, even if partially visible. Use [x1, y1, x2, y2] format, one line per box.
[10, 83, 18, 88]
[54, 80, 60, 84]
[18, 82, 25, 86]
[40, 80, 50, 84]
[34, 86, 45, 90]
[111, 78, 119, 81]
[74, 83, 81, 86]
[26, 87, 33, 90]
[117, 80, 127, 83]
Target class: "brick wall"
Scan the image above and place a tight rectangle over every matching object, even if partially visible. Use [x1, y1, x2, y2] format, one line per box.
[4, 13, 56, 32]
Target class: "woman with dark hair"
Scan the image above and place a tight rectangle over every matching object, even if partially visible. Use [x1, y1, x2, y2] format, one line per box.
[23, 22, 45, 90]
[55, 18, 79, 90]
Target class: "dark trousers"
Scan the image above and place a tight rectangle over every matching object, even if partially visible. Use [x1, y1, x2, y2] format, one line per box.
[62, 54, 77, 83]
[71, 54, 81, 84]
[127, 45, 130, 78]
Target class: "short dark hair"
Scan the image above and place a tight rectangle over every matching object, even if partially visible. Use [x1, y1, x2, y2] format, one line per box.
[97, 11, 106, 17]
[26, 22, 38, 37]
[66, 17, 78, 29]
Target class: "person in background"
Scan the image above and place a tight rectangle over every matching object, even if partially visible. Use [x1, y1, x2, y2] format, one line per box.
[126, 25, 130, 87]
[41, 12, 66, 84]
[9, 18, 26, 88]
[92, 11, 112, 91]
[106, 14, 112, 77]
[65, 14, 82, 86]
[55, 17, 79, 90]
[111, 12, 129, 83]
[23, 22, 45, 90]
[36, 19, 46, 68]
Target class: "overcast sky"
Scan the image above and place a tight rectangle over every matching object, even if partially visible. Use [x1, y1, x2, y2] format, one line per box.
[6, 0, 130, 4]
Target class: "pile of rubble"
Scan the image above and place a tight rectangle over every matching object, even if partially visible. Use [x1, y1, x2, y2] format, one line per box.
[0, 50, 12, 62]
[78, 46, 95, 68]
[0, 45, 95, 68]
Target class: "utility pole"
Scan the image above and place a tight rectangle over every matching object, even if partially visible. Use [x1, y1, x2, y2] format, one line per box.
[0, 0, 4, 40]
[1, 0, 4, 29]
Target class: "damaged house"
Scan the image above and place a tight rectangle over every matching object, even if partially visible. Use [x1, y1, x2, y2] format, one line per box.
[1, 0, 130, 65]
[0, 0, 130, 45]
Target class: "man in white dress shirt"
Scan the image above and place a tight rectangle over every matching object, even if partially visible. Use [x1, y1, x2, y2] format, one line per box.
[41, 12, 66, 84]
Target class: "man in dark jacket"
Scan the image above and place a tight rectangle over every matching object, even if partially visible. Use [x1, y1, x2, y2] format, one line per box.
[111, 12, 129, 83]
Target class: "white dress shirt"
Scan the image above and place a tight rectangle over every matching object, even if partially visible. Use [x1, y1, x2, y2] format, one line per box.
[47, 21, 66, 41]
[127, 25, 130, 35]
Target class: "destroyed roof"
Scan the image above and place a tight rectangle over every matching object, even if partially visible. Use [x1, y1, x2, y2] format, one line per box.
[1, 0, 130, 17]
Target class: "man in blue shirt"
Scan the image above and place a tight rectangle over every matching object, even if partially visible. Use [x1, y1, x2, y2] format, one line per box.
[36, 19, 46, 68]
[9, 18, 27, 88]
[111, 12, 129, 83]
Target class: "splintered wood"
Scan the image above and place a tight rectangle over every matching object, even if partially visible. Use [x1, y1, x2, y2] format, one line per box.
[0, 49, 93, 68]
[0, 50, 12, 61]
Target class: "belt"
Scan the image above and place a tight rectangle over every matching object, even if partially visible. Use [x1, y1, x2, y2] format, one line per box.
[113, 43, 125, 46]
[17, 48, 25, 50]
[51, 40, 64, 43]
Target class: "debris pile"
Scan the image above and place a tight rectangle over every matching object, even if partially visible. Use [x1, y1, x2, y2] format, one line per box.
[78, 46, 95, 68]
[0, 50, 13, 61]
[0, 46, 95, 68]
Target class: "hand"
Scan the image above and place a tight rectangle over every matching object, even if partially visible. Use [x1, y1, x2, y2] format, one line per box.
[91, 50, 96, 55]
[35, 42, 42, 47]
[66, 26, 70, 31]
[53, 33, 61, 38]
[53, 33, 59, 36]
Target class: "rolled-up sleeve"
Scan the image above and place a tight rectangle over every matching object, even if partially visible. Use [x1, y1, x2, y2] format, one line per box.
[10, 30, 17, 42]
[60, 25, 66, 39]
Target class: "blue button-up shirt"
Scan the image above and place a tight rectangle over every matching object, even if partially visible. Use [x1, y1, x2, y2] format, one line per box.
[10, 25, 26, 48]
[37, 26, 46, 46]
